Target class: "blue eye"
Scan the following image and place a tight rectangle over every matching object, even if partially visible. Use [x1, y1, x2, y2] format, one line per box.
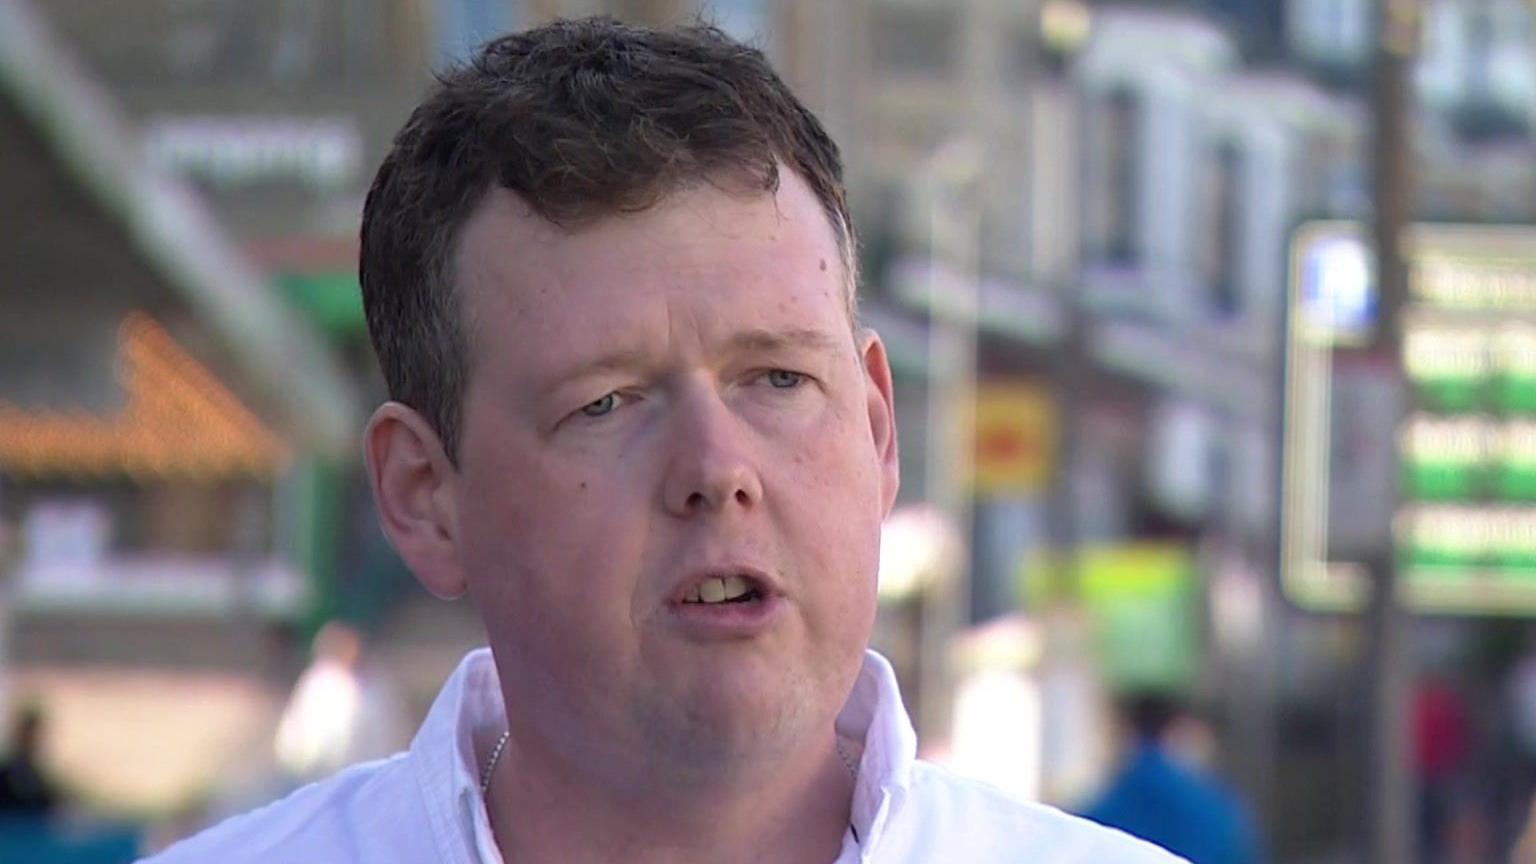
[580, 393, 618, 417]
[766, 370, 804, 389]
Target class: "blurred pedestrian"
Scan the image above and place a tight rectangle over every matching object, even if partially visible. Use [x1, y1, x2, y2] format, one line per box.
[1082, 693, 1261, 864]
[1413, 672, 1472, 864]
[1511, 644, 1536, 766]
[273, 621, 408, 785]
[0, 704, 60, 818]
[141, 16, 1185, 864]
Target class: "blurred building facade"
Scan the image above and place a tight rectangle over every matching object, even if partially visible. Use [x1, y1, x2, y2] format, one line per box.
[0, 0, 377, 818]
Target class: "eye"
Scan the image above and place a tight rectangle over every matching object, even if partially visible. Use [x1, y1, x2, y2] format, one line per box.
[765, 369, 805, 389]
[580, 393, 619, 417]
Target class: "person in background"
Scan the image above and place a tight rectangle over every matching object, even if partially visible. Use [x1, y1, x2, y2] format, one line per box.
[1508, 641, 1536, 847]
[142, 17, 1185, 864]
[0, 705, 60, 818]
[273, 620, 408, 786]
[1413, 670, 1473, 864]
[1082, 693, 1261, 864]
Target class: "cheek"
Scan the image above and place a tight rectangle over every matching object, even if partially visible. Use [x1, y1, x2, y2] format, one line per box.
[462, 488, 638, 685]
[781, 429, 883, 604]
[794, 407, 884, 517]
[458, 455, 652, 615]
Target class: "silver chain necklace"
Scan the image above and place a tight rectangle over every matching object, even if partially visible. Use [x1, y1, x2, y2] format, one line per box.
[480, 730, 511, 795]
[834, 738, 859, 779]
[480, 731, 859, 795]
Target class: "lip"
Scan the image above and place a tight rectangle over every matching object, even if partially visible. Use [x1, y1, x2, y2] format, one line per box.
[666, 564, 782, 606]
[664, 564, 785, 640]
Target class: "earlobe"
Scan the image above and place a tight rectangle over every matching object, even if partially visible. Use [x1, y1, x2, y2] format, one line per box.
[364, 402, 467, 599]
[857, 330, 901, 516]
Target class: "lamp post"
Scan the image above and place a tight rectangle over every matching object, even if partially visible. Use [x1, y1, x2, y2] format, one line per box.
[1366, 0, 1417, 860]
[917, 138, 983, 746]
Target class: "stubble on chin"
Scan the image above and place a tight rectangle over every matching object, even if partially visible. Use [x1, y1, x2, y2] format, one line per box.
[629, 664, 833, 783]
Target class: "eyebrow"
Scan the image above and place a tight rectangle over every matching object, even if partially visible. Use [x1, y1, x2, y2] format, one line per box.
[544, 348, 655, 393]
[544, 328, 844, 392]
[722, 327, 845, 357]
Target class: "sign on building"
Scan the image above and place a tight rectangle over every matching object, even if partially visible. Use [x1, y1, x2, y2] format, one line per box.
[1284, 221, 1536, 614]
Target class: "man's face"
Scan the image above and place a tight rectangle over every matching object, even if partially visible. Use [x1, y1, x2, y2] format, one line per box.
[449, 170, 898, 773]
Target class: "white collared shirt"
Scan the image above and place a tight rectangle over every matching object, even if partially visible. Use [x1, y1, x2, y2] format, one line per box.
[144, 648, 1184, 863]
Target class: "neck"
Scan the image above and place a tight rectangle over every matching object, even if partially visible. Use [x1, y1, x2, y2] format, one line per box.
[486, 729, 856, 864]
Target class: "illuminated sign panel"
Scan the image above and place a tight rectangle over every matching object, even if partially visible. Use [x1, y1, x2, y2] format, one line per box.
[1284, 222, 1536, 614]
[1297, 231, 1377, 343]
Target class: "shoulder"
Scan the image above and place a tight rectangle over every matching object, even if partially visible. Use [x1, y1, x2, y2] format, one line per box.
[140, 754, 439, 864]
[881, 761, 1187, 863]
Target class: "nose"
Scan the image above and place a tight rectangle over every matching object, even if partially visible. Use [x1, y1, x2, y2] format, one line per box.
[661, 387, 764, 517]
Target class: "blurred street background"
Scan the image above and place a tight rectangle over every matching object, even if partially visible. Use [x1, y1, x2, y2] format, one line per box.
[3, 0, 1536, 861]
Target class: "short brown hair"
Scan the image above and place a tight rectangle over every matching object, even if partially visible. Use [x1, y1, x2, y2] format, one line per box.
[359, 16, 855, 462]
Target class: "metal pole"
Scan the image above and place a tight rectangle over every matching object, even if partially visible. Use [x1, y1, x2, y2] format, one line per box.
[1049, 285, 1084, 602]
[1366, 0, 1418, 860]
[919, 141, 980, 745]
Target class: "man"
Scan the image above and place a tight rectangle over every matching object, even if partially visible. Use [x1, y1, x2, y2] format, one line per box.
[1083, 695, 1258, 864]
[146, 17, 1183, 863]
[272, 621, 409, 784]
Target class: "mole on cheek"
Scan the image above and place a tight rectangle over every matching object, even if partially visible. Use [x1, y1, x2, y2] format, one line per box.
[579, 481, 588, 491]
[819, 258, 828, 272]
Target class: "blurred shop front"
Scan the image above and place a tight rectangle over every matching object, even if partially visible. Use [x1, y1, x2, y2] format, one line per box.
[0, 2, 359, 828]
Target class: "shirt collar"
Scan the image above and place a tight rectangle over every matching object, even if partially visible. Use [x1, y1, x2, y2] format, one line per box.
[413, 647, 918, 863]
[409, 647, 506, 864]
[835, 650, 917, 853]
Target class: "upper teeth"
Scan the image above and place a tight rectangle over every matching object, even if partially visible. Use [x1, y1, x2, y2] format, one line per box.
[688, 575, 753, 604]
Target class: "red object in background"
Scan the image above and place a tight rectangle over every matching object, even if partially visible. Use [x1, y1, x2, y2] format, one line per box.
[1413, 678, 1469, 782]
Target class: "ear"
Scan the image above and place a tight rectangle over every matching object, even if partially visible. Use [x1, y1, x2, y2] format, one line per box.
[857, 329, 901, 518]
[363, 402, 467, 599]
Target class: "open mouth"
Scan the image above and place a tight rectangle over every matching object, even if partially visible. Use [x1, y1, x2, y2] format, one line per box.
[680, 574, 765, 605]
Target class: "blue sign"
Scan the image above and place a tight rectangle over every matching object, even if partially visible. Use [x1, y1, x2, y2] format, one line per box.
[1299, 233, 1376, 343]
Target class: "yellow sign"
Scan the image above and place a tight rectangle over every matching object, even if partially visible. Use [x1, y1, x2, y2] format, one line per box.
[973, 383, 1055, 494]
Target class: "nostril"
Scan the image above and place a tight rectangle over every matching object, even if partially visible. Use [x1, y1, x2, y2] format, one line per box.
[677, 479, 755, 513]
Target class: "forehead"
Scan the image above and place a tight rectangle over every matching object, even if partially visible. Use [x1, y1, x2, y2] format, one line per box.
[452, 172, 851, 366]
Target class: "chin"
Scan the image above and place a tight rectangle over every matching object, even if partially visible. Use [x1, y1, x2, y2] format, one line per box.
[678, 671, 819, 747]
